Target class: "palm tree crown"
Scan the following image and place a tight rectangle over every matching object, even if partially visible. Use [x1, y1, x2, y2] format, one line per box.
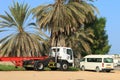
[33, 0, 98, 46]
[0, 2, 46, 57]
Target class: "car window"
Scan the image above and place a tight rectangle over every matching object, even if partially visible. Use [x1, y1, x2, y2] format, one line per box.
[104, 58, 113, 63]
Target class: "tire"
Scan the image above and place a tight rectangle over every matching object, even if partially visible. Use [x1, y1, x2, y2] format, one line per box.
[106, 70, 111, 72]
[96, 67, 100, 72]
[81, 66, 85, 71]
[51, 68, 57, 70]
[60, 62, 68, 71]
[35, 62, 44, 71]
[24, 67, 33, 70]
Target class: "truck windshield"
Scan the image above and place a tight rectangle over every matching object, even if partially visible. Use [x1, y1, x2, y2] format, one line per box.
[52, 48, 59, 52]
[104, 58, 113, 63]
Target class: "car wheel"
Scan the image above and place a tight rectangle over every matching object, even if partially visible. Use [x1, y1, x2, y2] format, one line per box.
[81, 66, 85, 71]
[96, 67, 100, 72]
[106, 70, 111, 72]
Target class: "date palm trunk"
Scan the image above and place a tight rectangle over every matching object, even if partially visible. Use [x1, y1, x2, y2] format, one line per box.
[51, 32, 65, 47]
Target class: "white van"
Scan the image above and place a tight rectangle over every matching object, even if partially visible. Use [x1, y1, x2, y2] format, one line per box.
[80, 55, 114, 72]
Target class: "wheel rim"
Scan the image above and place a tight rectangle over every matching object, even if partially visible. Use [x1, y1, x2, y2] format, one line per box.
[96, 67, 100, 72]
[57, 63, 61, 68]
[38, 63, 43, 70]
[62, 64, 68, 70]
[81, 66, 85, 71]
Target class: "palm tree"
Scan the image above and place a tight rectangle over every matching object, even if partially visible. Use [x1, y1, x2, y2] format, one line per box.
[0, 2, 48, 57]
[65, 27, 94, 67]
[33, 0, 98, 47]
[65, 27, 94, 58]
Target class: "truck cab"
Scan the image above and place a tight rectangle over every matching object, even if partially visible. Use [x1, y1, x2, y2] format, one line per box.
[49, 47, 74, 64]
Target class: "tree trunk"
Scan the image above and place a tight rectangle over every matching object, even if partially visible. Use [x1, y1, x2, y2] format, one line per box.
[51, 32, 65, 47]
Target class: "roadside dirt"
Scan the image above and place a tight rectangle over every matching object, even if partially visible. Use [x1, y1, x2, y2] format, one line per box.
[0, 70, 120, 80]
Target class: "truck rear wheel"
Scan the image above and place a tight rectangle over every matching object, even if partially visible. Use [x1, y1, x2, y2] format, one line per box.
[35, 62, 44, 71]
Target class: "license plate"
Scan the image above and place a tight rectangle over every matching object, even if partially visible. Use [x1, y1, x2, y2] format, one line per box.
[106, 66, 111, 68]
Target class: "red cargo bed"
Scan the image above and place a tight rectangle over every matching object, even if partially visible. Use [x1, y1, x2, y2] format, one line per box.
[0, 56, 48, 67]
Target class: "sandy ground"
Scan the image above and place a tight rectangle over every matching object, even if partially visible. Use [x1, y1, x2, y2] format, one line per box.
[0, 62, 120, 80]
[0, 70, 120, 80]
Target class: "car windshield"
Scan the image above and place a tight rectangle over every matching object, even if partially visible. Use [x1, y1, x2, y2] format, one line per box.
[104, 58, 113, 63]
[80, 58, 85, 62]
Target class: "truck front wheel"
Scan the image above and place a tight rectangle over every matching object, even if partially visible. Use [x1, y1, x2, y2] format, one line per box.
[60, 62, 68, 71]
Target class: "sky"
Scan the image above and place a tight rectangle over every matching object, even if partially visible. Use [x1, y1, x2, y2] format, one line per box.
[0, 0, 120, 54]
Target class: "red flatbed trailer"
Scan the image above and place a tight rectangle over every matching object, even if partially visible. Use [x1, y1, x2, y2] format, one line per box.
[0, 56, 48, 67]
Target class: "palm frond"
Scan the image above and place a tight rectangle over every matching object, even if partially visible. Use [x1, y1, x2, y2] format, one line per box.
[0, 2, 48, 57]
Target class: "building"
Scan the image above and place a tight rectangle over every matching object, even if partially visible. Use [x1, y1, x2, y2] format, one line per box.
[111, 54, 120, 66]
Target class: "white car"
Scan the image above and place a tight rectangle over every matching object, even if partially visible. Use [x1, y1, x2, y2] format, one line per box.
[80, 55, 114, 72]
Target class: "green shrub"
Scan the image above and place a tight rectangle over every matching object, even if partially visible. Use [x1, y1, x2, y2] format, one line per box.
[0, 65, 80, 71]
[44, 67, 51, 71]
[0, 65, 25, 71]
[67, 67, 80, 71]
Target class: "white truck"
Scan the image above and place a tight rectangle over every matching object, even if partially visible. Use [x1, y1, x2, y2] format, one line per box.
[23, 47, 74, 71]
